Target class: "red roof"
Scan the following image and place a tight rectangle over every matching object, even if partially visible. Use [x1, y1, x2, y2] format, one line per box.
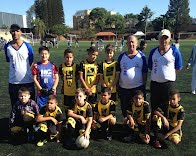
[96, 32, 116, 36]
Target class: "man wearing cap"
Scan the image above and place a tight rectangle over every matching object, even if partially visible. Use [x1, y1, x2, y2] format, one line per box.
[4, 24, 35, 108]
[148, 29, 182, 111]
[118, 35, 148, 118]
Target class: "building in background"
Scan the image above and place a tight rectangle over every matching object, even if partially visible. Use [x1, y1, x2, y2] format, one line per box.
[0, 12, 27, 28]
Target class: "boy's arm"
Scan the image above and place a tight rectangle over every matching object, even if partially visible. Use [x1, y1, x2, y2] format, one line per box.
[154, 110, 169, 128]
[36, 115, 58, 125]
[127, 114, 135, 127]
[79, 71, 89, 90]
[85, 116, 93, 133]
[68, 110, 86, 124]
[99, 74, 107, 87]
[161, 121, 183, 140]
[52, 73, 59, 92]
[111, 72, 120, 90]
[33, 75, 42, 90]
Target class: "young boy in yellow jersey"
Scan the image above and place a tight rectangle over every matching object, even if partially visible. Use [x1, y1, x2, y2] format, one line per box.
[65, 88, 93, 145]
[123, 90, 151, 144]
[79, 46, 99, 109]
[59, 48, 79, 112]
[36, 95, 64, 146]
[92, 87, 116, 141]
[152, 90, 185, 148]
[99, 44, 120, 101]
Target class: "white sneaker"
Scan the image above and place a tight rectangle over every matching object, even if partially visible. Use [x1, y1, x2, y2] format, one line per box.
[192, 91, 196, 95]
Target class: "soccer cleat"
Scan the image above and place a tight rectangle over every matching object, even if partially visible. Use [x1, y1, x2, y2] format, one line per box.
[153, 140, 162, 149]
[37, 139, 47, 147]
[106, 135, 112, 141]
[191, 91, 196, 95]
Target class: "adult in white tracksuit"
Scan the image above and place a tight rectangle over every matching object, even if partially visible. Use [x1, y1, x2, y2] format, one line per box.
[187, 44, 196, 94]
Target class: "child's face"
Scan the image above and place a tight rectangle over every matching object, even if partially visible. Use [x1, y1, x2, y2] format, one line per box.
[100, 92, 111, 104]
[169, 94, 180, 107]
[105, 50, 114, 60]
[133, 94, 144, 106]
[64, 53, 74, 65]
[18, 92, 30, 104]
[40, 50, 50, 62]
[88, 51, 98, 62]
[75, 92, 86, 106]
[47, 99, 57, 111]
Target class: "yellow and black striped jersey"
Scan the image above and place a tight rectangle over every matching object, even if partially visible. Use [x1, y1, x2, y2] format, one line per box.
[79, 60, 99, 93]
[94, 100, 116, 117]
[167, 105, 185, 128]
[40, 105, 64, 122]
[99, 60, 120, 93]
[59, 63, 79, 96]
[69, 101, 93, 118]
[127, 101, 151, 125]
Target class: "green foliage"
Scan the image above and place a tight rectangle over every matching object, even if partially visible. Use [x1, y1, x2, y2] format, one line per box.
[166, 0, 191, 34]
[26, 4, 35, 28]
[51, 24, 69, 35]
[80, 28, 96, 39]
[136, 5, 153, 32]
[32, 18, 46, 38]
[34, 0, 65, 29]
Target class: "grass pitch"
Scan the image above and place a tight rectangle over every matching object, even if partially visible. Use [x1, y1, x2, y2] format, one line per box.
[0, 40, 196, 156]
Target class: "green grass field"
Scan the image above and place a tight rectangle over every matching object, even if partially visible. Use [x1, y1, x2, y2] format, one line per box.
[0, 40, 196, 156]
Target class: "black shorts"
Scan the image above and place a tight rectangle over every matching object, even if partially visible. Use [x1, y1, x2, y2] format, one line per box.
[63, 95, 75, 109]
[87, 93, 97, 106]
[150, 81, 175, 111]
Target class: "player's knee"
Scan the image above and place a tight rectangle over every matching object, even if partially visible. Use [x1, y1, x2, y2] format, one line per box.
[109, 117, 116, 125]
[171, 138, 180, 145]
[10, 126, 22, 134]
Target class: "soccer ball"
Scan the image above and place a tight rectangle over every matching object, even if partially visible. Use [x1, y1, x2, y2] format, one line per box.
[75, 135, 90, 149]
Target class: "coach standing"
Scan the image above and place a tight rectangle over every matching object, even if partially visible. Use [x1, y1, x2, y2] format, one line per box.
[148, 29, 183, 111]
[118, 35, 148, 118]
[4, 24, 35, 108]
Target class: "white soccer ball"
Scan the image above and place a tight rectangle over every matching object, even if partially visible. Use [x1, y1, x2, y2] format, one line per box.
[75, 135, 90, 149]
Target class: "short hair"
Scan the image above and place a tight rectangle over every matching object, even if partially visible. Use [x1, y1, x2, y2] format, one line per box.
[18, 87, 30, 95]
[76, 88, 86, 95]
[140, 40, 147, 47]
[38, 46, 49, 54]
[105, 44, 115, 53]
[169, 89, 180, 98]
[101, 87, 111, 95]
[64, 48, 74, 57]
[87, 46, 97, 54]
[133, 90, 144, 97]
[47, 95, 58, 103]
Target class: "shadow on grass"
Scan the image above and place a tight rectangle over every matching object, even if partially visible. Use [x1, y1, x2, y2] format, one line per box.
[0, 118, 9, 143]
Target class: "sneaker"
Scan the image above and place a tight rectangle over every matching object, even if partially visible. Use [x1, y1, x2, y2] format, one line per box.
[37, 139, 47, 147]
[106, 135, 112, 141]
[153, 140, 162, 148]
[123, 134, 136, 143]
[191, 91, 196, 95]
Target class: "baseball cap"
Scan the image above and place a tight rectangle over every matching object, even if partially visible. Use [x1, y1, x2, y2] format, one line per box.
[159, 29, 171, 38]
[10, 24, 21, 30]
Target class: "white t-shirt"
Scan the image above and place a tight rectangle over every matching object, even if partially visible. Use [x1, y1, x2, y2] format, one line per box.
[148, 46, 183, 83]
[118, 51, 148, 89]
[5, 41, 34, 84]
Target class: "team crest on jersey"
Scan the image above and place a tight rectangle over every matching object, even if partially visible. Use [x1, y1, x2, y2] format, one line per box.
[106, 67, 114, 76]
[40, 69, 52, 77]
[87, 67, 95, 76]
[65, 70, 73, 79]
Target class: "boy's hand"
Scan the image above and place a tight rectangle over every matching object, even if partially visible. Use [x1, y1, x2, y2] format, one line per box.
[83, 131, 90, 140]
[99, 117, 106, 123]
[80, 116, 87, 124]
[50, 117, 58, 125]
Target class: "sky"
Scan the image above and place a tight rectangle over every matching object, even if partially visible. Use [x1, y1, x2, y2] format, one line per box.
[0, 0, 196, 27]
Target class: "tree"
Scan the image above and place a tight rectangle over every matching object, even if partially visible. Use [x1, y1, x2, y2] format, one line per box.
[166, 0, 191, 35]
[51, 24, 69, 35]
[89, 8, 109, 31]
[152, 15, 169, 31]
[136, 6, 153, 35]
[32, 18, 46, 38]
[112, 14, 126, 33]
[80, 28, 96, 40]
[124, 13, 138, 30]
[34, 0, 65, 29]
[26, 4, 35, 28]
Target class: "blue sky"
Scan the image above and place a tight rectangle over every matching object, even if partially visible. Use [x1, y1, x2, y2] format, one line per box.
[1, 0, 196, 27]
